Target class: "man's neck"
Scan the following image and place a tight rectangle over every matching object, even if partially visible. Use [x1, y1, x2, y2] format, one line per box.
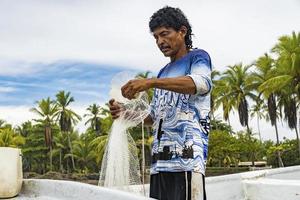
[170, 47, 190, 62]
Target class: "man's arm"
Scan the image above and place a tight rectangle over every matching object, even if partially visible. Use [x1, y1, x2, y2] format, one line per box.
[121, 76, 197, 99]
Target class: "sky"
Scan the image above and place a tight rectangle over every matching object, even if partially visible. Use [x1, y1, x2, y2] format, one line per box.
[0, 0, 300, 141]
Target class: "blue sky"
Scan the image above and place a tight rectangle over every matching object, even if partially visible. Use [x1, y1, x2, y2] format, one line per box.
[0, 61, 138, 106]
[0, 0, 300, 140]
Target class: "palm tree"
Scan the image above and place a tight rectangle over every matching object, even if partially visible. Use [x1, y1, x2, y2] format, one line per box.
[272, 32, 300, 97]
[251, 54, 277, 141]
[30, 97, 58, 171]
[278, 90, 300, 156]
[53, 131, 68, 173]
[84, 104, 102, 136]
[257, 32, 300, 166]
[259, 32, 300, 99]
[252, 53, 284, 166]
[15, 121, 33, 137]
[272, 32, 300, 156]
[73, 135, 96, 174]
[55, 91, 81, 170]
[213, 78, 235, 128]
[250, 100, 266, 141]
[260, 32, 300, 130]
[221, 64, 256, 134]
[91, 135, 108, 166]
[211, 70, 221, 122]
[53, 130, 79, 173]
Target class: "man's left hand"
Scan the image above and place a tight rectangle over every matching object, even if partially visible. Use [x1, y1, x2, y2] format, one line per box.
[121, 79, 152, 99]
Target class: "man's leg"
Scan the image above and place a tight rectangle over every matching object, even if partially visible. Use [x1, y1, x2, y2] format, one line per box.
[150, 172, 194, 200]
[150, 173, 160, 199]
[191, 172, 206, 200]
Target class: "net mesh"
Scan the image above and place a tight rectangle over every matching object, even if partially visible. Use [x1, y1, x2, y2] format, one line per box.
[98, 72, 150, 194]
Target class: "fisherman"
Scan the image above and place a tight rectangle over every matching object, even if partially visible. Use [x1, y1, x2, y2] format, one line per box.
[109, 6, 212, 200]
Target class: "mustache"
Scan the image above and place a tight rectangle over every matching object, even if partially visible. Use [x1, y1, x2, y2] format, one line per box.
[159, 45, 171, 51]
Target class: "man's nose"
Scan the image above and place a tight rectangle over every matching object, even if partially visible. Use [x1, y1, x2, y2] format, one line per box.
[157, 37, 164, 47]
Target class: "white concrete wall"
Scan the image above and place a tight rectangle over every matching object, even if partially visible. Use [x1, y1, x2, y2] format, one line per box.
[206, 173, 245, 200]
[206, 165, 300, 200]
[265, 165, 300, 180]
[20, 179, 152, 200]
[244, 178, 300, 200]
[17, 165, 300, 200]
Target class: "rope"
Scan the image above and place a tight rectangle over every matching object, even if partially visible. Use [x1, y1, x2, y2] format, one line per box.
[141, 119, 146, 196]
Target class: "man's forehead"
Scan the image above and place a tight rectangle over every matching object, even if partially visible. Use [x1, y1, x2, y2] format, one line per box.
[153, 26, 175, 35]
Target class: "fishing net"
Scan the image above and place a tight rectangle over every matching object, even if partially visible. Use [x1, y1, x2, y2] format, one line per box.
[98, 72, 150, 194]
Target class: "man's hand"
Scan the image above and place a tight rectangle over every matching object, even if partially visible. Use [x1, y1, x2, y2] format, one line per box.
[121, 79, 153, 99]
[108, 99, 124, 119]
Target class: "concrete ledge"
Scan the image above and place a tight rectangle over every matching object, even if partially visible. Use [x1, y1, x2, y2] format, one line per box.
[19, 179, 151, 200]
[15, 165, 300, 200]
[205, 165, 300, 200]
[244, 178, 300, 200]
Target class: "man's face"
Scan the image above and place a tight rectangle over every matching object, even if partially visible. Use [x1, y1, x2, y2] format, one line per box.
[153, 26, 186, 57]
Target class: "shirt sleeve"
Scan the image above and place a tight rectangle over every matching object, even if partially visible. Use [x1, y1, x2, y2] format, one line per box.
[187, 52, 212, 96]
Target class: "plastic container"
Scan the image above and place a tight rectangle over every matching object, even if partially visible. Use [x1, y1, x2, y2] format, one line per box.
[0, 147, 23, 198]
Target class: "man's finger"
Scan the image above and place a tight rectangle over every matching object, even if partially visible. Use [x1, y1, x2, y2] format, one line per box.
[112, 113, 120, 119]
[110, 104, 120, 110]
[109, 99, 115, 105]
[111, 109, 121, 115]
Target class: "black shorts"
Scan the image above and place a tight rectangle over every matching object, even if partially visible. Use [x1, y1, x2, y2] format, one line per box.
[150, 171, 206, 200]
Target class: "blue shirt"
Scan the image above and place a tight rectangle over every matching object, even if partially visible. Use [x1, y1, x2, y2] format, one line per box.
[150, 49, 212, 175]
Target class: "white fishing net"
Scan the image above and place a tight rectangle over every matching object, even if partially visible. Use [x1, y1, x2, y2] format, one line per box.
[99, 72, 150, 194]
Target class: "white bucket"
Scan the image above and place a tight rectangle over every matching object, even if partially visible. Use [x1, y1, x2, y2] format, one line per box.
[0, 147, 23, 198]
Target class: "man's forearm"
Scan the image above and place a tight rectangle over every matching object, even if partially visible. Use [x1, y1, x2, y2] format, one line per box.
[148, 76, 196, 95]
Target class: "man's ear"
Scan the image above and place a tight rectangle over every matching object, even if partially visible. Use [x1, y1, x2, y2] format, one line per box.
[179, 26, 187, 37]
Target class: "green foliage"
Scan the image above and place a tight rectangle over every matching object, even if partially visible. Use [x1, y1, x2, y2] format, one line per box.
[266, 139, 300, 167]
[0, 128, 25, 147]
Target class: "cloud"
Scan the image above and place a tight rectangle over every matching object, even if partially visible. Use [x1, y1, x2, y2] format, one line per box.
[0, 59, 46, 76]
[1, 0, 299, 73]
[0, 61, 131, 106]
[0, 105, 36, 127]
[0, 86, 16, 93]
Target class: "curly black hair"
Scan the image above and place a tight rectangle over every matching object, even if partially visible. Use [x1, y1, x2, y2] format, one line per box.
[149, 6, 193, 49]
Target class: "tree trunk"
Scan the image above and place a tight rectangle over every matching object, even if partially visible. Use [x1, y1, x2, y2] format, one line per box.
[294, 127, 300, 157]
[49, 145, 53, 171]
[228, 117, 231, 127]
[257, 117, 262, 141]
[274, 121, 284, 167]
[212, 111, 218, 130]
[60, 150, 63, 173]
[246, 124, 251, 138]
[67, 131, 76, 170]
[66, 159, 69, 173]
[228, 117, 233, 135]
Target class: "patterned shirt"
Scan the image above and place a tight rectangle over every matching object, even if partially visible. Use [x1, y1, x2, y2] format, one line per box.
[150, 49, 212, 175]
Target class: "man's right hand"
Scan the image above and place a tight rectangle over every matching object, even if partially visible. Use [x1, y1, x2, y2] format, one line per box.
[109, 99, 123, 119]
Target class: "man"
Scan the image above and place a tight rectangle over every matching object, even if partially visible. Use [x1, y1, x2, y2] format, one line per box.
[109, 6, 211, 200]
